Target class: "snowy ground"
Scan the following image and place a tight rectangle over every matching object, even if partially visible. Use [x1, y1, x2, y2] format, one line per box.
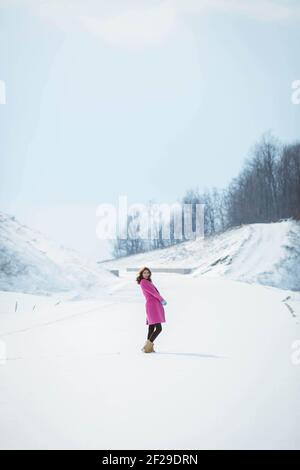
[0, 272, 299, 450]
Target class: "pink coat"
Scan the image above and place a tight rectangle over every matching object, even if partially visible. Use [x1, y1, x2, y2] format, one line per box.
[140, 278, 166, 325]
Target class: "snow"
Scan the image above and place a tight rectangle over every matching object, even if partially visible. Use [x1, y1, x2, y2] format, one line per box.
[100, 219, 300, 291]
[0, 272, 299, 449]
[0, 212, 299, 448]
[0, 211, 118, 297]
[223, 222, 300, 289]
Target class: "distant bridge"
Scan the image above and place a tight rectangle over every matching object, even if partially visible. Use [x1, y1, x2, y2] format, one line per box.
[109, 267, 196, 277]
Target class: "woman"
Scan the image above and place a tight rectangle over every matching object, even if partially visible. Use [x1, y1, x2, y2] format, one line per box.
[136, 266, 167, 353]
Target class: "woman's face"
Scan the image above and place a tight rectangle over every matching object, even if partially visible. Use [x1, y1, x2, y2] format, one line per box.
[142, 270, 150, 279]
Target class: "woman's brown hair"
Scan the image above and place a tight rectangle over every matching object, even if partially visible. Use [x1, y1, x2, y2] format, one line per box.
[136, 266, 152, 284]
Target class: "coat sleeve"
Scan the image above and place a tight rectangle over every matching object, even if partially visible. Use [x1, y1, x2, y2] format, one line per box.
[140, 279, 164, 302]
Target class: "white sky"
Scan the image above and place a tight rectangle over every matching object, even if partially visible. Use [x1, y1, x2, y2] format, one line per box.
[0, 0, 299, 260]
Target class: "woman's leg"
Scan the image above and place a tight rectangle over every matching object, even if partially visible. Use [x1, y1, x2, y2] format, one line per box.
[148, 323, 162, 342]
[147, 324, 155, 340]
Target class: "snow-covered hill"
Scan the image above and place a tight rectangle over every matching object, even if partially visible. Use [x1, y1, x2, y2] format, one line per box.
[1, 213, 299, 449]
[0, 211, 117, 298]
[99, 219, 300, 291]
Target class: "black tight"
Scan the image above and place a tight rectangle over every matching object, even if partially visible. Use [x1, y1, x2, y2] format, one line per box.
[147, 323, 162, 342]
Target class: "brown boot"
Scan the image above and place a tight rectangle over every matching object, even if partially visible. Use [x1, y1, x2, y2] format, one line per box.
[142, 339, 154, 353]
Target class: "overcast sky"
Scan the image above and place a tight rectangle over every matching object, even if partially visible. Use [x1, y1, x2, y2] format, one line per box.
[0, 0, 299, 260]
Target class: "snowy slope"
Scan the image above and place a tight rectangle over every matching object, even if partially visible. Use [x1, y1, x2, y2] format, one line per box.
[99, 220, 300, 291]
[0, 273, 299, 449]
[0, 211, 117, 298]
[216, 221, 300, 289]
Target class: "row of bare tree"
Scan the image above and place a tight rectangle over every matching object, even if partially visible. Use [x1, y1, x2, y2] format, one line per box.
[190, 133, 300, 236]
[112, 133, 300, 257]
